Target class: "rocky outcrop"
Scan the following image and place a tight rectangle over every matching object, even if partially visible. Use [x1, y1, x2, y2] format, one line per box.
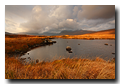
[44, 39, 57, 44]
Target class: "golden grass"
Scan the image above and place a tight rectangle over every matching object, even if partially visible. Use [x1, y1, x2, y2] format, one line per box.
[5, 56, 115, 79]
[5, 35, 47, 54]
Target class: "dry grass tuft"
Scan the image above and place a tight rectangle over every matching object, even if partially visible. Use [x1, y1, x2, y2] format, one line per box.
[5, 56, 115, 79]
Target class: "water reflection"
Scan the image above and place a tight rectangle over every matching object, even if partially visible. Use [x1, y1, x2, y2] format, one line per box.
[21, 38, 115, 63]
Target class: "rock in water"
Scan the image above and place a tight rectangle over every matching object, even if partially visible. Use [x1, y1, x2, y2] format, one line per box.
[66, 46, 71, 51]
[104, 43, 108, 45]
[28, 57, 31, 60]
[49, 40, 53, 44]
[36, 59, 39, 63]
[112, 52, 115, 54]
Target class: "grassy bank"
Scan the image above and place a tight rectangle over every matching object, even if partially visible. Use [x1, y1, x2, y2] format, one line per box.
[5, 56, 115, 79]
[5, 35, 49, 55]
[5, 34, 115, 79]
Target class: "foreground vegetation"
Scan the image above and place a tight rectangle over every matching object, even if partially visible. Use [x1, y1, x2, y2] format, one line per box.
[5, 56, 115, 79]
[5, 34, 115, 79]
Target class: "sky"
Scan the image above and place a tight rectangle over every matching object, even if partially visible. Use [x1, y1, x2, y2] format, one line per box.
[5, 5, 115, 34]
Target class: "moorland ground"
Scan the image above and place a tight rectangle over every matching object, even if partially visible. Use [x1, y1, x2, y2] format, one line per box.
[5, 29, 115, 79]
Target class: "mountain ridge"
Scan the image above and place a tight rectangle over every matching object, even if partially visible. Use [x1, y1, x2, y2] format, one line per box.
[5, 28, 115, 36]
[58, 30, 95, 35]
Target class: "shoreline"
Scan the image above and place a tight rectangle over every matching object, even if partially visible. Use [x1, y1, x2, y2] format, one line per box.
[5, 35, 115, 79]
[52, 36, 115, 40]
[5, 36, 115, 62]
[54, 37, 115, 40]
[5, 36, 56, 57]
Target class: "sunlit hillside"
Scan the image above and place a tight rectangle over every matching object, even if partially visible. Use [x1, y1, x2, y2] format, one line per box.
[53, 29, 115, 40]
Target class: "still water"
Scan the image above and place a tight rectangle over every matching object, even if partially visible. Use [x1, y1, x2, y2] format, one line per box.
[21, 38, 115, 62]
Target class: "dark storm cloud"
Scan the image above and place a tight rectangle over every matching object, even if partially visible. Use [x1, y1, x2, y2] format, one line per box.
[78, 5, 115, 19]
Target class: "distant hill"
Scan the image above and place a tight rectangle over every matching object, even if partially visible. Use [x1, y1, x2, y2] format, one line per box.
[37, 29, 115, 36]
[54, 28, 115, 40]
[5, 32, 13, 35]
[88, 28, 115, 35]
[58, 30, 95, 35]
[5, 28, 115, 36]
[38, 30, 95, 36]
[39, 32, 58, 36]
[17, 32, 57, 36]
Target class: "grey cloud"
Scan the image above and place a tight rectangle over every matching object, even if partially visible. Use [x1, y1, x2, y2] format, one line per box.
[5, 5, 115, 34]
[58, 20, 79, 29]
[5, 19, 17, 26]
[78, 5, 115, 19]
[5, 5, 34, 20]
[20, 6, 58, 33]
[73, 6, 78, 16]
[90, 23, 115, 31]
[20, 5, 77, 33]
[80, 17, 115, 27]
[49, 5, 74, 19]
[5, 5, 34, 33]
[19, 5, 115, 33]
[73, 5, 82, 18]
[80, 19, 115, 31]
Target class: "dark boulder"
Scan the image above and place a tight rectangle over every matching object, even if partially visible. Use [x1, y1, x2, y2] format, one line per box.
[112, 52, 115, 54]
[49, 40, 53, 44]
[66, 46, 71, 51]
[36, 59, 39, 63]
[104, 43, 108, 45]
[27, 52, 29, 55]
[28, 57, 31, 60]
